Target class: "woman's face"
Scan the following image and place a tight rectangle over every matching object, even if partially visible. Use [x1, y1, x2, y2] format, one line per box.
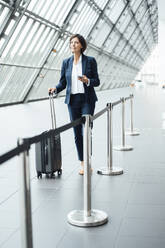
[70, 37, 83, 54]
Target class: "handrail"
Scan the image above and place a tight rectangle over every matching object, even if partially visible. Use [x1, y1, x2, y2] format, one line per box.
[124, 94, 133, 101]
[0, 94, 134, 165]
[0, 117, 85, 165]
[112, 99, 122, 107]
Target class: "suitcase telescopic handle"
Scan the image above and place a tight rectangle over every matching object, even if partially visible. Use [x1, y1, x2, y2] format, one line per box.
[49, 92, 57, 129]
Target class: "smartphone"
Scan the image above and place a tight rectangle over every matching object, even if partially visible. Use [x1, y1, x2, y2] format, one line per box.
[78, 75, 83, 79]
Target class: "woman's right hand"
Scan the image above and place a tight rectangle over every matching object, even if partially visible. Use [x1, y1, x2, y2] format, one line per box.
[48, 88, 56, 94]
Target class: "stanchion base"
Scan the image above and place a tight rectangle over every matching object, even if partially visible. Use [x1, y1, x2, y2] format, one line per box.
[67, 209, 108, 227]
[113, 145, 133, 151]
[126, 129, 140, 136]
[97, 167, 123, 175]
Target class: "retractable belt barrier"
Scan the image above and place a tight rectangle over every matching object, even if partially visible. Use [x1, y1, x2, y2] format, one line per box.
[0, 93, 138, 165]
[112, 99, 122, 107]
[91, 106, 108, 121]
[0, 117, 84, 165]
[0, 93, 139, 247]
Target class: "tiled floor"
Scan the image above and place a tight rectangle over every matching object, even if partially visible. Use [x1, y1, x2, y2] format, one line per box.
[0, 85, 165, 248]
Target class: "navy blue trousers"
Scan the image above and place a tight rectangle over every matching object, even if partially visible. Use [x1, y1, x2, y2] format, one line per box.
[68, 94, 95, 161]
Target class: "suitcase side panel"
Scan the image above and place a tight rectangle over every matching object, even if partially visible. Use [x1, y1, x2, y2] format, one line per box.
[35, 141, 43, 172]
[35, 133, 62, 175]
[35, 138, 50, 174]
[54, 134, 62, 170]
[49, 134, 62, 172]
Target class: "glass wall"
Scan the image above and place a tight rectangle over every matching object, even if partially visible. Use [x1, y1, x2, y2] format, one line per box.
[0, 0, 158, 105]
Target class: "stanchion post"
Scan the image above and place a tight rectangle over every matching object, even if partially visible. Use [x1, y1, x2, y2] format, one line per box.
[126, 94, 140, 136]
[130, 95, 133, 132]
[67, 115, 108, 227]
[122, 97, 125, 147]
[84, 115, 91, 217]
[18, 138, 33, 248]
[97, 103, 123, 175]
[114, 98, 133, 151]
[108, 103, 113, 171]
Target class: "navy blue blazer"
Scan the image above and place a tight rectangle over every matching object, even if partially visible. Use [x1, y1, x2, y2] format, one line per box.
[56, 54, 100, 104]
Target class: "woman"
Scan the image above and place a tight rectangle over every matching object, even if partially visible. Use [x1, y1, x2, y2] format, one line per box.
[49, 34, 100, 175]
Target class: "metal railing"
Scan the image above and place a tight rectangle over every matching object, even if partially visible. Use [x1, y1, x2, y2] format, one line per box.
[0, 93, 139, 247]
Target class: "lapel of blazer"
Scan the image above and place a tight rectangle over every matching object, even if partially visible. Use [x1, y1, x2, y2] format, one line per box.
[68, 56, 74, 86]
[82, 54, 87, 76]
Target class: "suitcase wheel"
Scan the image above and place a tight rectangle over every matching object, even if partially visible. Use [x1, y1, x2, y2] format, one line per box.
[50, 173, 55, 178]
[58, 169, 62, 176]
[37, 172, 42, 179]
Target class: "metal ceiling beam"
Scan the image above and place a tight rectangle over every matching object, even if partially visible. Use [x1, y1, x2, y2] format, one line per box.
[118, 2, 150, 59]
[123, 11, 151, 61]
[86, 0, 145, 64]
[85, 0, 113, 43]
[110, 0, 149, 61]
[126, 0, 150, 52]
[146, 0, 158, 43]
[99, 1, 129, 50]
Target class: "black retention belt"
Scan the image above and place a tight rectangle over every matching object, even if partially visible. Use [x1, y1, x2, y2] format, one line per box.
[0, 116, 85, 165]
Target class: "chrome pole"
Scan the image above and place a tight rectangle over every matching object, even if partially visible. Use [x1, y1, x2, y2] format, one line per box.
[108, 103, 113, 171]
[122, 97, 125, 147]
[126, 94, 140, 136]
[97, 104, 123, 175]
[18, 138, 33, 248]
[130, 96, 133, 132]
[67, 115, 108, 227]
[114, 98, 133, 151]
[84, 115, 91, 217]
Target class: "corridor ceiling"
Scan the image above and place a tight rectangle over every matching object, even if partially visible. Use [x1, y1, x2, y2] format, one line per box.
[0, 0, 158, 106]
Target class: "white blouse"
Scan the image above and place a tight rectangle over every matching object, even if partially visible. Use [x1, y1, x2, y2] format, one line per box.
[71, 55, 84, 94]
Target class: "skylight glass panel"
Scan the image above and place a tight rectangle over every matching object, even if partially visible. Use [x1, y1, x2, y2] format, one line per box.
[94, 0, 109, 9]
[105, 0, 125, 24]
[89, 18, 112, 48]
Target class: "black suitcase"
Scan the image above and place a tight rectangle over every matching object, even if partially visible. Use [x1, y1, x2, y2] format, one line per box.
[35, 93, 62, 179]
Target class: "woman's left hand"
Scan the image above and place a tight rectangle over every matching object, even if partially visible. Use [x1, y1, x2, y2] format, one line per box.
[78, 75, 89, 84]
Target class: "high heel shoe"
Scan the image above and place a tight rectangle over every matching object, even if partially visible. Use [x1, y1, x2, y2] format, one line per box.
[78, 168, 93, 175]
[79, 169, 84, 175]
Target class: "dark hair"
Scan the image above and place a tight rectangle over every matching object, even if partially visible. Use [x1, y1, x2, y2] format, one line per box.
[70, 34, 87, 53]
